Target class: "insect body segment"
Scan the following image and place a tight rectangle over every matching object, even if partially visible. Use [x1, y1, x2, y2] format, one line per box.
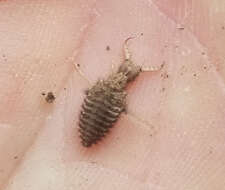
[79, 75, 127, 147]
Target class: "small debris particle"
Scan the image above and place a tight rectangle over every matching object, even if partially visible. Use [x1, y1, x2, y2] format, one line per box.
[203, 65, 207, 70]
[77, 64, 80, 67]
[222, 26, 225, 30]
[64, 87, 66, 90]
[106, 46, 110, 51]
[161, 87, 165, 92]
[2, 54, 7, 61]
[14, 156, 18, 159]
[45, 92, 55, 103]
[178, 27, 185, 30]
[41, 92, 46, 96]
[140, 33, 144, 36]
[193, 73, 197, 77]
[201, 52, 205, 55]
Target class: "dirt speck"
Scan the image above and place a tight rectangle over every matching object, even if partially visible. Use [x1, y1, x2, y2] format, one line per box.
[177, 27, 185, 30]
[106, 46, 110, 51]
[42, 92, 55, 103]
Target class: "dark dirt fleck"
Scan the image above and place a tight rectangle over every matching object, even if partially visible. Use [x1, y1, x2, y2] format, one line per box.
[106, 46, 110, 51]
[209, 149, 213, 154]
[178, 27, 185, 30]
[45, 92, 55, 103]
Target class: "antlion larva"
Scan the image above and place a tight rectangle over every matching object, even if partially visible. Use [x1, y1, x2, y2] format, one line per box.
[78, 36, 163, 147]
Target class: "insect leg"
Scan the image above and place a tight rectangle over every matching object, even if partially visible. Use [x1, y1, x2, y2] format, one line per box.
[126, 112, 156, 135]
[74, 63, 92, 85]
[141, 62, 165, 73]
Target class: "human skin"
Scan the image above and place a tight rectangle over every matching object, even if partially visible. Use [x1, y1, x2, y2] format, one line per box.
[0, 0, 225, 189]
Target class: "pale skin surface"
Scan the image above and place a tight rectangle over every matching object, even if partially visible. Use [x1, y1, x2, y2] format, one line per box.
[0, 0, 225, 189]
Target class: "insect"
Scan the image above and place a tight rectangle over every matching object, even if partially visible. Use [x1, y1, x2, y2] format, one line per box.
[78, 36, 163, 147]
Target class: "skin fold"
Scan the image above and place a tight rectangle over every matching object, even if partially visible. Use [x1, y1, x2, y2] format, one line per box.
[0, 0, 225, 189]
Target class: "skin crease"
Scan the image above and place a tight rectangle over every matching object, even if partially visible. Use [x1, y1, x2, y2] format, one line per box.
[0, 0, 224, 189]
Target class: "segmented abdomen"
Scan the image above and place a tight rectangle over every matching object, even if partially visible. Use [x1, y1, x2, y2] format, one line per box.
[79, 90, 126, 147]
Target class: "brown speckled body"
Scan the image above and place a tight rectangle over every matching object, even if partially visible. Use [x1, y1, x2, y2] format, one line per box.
[79, 59, 141, 147]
